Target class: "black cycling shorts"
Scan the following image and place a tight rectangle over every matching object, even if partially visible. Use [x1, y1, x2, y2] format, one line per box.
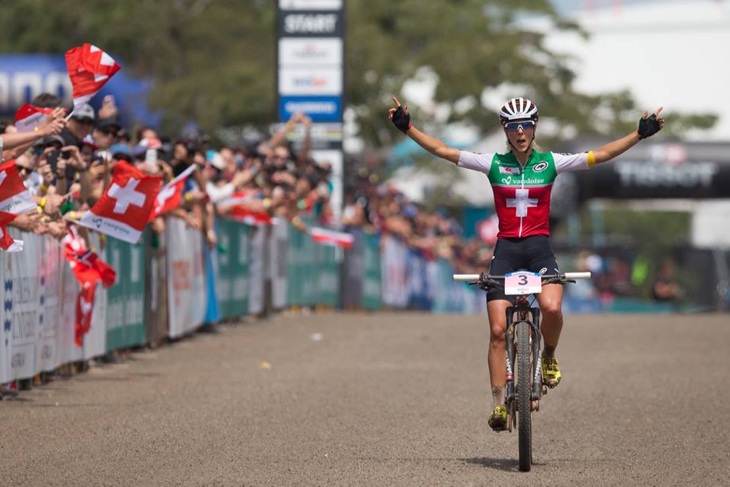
[487, 235, 560, 303]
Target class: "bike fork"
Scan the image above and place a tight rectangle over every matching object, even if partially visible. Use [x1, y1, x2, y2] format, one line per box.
[504, 309, 515, 402]
[530, 308, 542, 401]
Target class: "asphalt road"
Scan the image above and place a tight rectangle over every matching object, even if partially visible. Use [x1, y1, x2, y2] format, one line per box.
[2, 312, 729, 486]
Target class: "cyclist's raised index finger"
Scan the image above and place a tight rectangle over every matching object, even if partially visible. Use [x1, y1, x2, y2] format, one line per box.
[392, 96, 401, 107]
[655, 106, 664, 116]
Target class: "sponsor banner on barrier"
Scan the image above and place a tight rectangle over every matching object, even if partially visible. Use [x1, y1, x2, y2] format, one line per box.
[6, 229, 40, 380]
[361, 232, 382, 311]
[279, 95, 341, 123]
[105, 236, 145, 351]
[278, 66, 342, 96]
[279, 38, 342, 66]
[271, 220, 289, 310]
[37, 236, 64, 374]
[248, 226, 266, 315]
[167, 218, 207, 338]
[216, 219, 251, 319]
[381, 235, 408, 308]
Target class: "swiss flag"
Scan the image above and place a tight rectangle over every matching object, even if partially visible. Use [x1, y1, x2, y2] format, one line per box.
[229, 208, 272, 226]
[310, 227, 354, 249]
[14, 104, 54, 133]
[75, 285, 95, 347]
[476, 214, 500, 246]
[149, 164, 195, 221]
[65, 43, 121, 109]
[0, 211, 23, 252]
[217, 192, 273, 226]
[77, 161, 161, 243]
[0, 160, 38, 215]
[62, 227, 117, 347]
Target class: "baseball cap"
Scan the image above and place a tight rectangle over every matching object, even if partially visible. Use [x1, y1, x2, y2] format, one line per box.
[206, 150, 225, 170]
[96, 117, 121, 132]
[109, 143, 132, 157]
[71, 103, 95, 122]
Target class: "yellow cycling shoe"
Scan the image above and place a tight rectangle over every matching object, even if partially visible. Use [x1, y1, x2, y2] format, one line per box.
[541, 355, 561, 388]
[488, 405, 509, 432]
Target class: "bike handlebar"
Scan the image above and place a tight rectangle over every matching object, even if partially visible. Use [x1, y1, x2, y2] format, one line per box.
[452, 272, 592, 282]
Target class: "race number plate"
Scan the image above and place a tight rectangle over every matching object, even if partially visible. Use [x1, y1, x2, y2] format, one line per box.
[504, 271, 542, 295]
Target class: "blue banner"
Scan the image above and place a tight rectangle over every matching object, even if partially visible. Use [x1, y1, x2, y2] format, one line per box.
[279, 95, 341, 122]
[0, 54, 157, 127]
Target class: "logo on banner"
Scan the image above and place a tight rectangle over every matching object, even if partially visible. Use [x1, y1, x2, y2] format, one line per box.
[279, 96, 341, 122]
[279, 67, 342, 95]
[279, 38, 342, 65]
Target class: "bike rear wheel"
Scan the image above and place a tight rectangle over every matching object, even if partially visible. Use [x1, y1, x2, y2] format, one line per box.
[516, 320, 532, 472]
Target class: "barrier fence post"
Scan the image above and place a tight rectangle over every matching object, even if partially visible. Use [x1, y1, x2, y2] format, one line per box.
[144, 229, 169, 345]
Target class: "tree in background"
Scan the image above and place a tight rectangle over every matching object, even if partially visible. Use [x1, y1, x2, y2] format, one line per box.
[0, 0, 715, 143]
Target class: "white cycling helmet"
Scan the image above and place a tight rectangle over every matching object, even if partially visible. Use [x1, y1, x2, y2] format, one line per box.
[499, 97, 539, 125]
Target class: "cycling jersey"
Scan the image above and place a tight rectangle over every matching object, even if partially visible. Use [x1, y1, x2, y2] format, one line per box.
[458, 149, 595, 238]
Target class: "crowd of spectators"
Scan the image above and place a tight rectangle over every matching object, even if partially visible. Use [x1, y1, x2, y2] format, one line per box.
[0, 95, 338, 250]
[0, 93, 493, 275]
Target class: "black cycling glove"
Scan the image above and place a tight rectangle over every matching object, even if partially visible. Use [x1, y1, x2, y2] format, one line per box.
[391, 105, 412, 133]
[638, 113, 661, 139]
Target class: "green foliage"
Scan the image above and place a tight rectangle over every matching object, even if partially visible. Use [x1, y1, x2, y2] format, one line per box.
[0, 0, 716, 144]
[0, 0, 275, 135]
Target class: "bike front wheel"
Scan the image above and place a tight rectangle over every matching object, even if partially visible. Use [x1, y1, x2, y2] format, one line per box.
[516, 320, 532, 472]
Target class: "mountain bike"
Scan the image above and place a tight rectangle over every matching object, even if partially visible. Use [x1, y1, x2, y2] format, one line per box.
[453, 271, 591, 472]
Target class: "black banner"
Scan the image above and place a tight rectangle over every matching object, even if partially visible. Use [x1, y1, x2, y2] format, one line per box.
[574, 159, 730, 200]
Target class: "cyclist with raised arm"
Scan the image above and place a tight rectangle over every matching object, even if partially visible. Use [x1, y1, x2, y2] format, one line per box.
[388, 96, 664, 431]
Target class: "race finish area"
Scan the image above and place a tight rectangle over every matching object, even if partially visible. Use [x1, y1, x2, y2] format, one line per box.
[1, 312, 727, 486]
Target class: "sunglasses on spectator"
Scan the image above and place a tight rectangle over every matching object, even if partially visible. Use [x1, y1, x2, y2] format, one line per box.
[16, 165, 33, 175]
[504, 120, 535, 132]
[99, 129, 117, 136]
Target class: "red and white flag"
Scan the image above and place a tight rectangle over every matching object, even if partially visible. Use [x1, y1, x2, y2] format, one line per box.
[65, 43, 121, 110]
[63, 227, 117, 347]
[230, 208, 273, 226]
[217, 192, 273, 226]
[0, 160, 38, 215]
[14, 103, 54, 133]
[309, 227, 354, 249]
[0, 211, 23, 252]
[148, 164, 195, 221]
[77, 161, 161, 243]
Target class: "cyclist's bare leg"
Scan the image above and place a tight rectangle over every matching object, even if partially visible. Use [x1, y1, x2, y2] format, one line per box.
[487, 299, 512, 406]
[536, 283, 564, 357]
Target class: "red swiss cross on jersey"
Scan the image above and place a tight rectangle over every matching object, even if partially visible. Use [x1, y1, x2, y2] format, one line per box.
[78, 162, 161, 243]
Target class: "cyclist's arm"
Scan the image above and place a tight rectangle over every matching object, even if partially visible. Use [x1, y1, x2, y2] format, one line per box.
[407, 126, 460, 164]
[592, 131, 640, 165]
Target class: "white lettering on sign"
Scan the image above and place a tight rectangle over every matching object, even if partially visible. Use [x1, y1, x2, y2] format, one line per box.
[284, 14, 338, 34]
[0, 71, 73, 112]
[506, 188, 537, 217]
[108, 178, 146, 214]
[615, 161, 718, 188]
